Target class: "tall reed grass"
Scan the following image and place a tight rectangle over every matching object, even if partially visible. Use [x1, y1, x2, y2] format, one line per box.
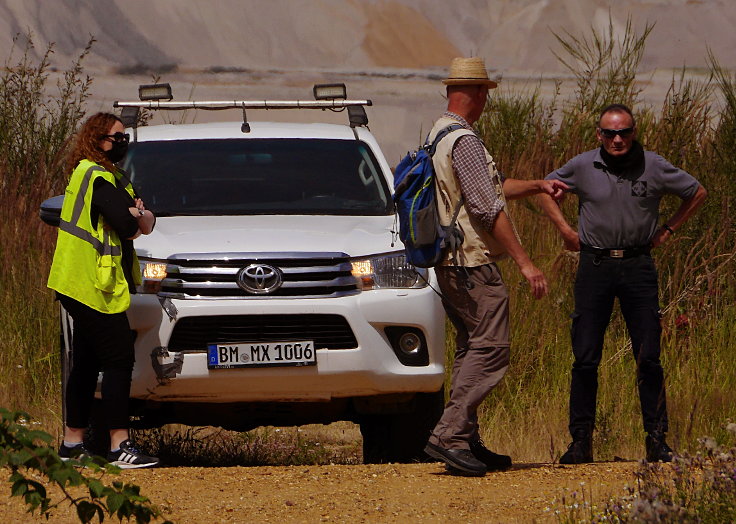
[0, 21, 733, 465]
[475, 18, 736, 461]
[0, 34, 92, 427]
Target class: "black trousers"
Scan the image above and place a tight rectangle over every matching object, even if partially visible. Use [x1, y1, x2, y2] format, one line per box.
[58, 294, 135, 430]
[569, 252, 668, 437]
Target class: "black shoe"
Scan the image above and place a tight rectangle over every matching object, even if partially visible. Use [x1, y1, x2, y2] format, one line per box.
[424, 442, 486, 476]
[58, 442, 93, 462]
[469, 439, 512, 471]
[107, 440, 159, 469]
[646, 433, 674, 462]
[559, 436, 593, 464]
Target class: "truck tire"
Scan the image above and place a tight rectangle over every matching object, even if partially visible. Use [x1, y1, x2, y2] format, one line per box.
[360, 388, 444, 464]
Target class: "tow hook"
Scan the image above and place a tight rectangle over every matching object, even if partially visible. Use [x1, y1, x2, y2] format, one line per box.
[151, 346, 184, 384]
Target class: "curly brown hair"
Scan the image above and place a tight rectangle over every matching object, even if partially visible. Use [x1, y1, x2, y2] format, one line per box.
[65, 112, 122, 174]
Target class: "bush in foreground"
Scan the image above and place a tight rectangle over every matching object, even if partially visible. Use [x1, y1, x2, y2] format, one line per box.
[554, 422, 736, 522]
[0, 409, 170, 523]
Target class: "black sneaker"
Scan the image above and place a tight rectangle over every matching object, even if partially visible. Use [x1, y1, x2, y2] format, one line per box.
[469, 440, 512, 471]
[107, 440, 159, 469]
[646, 433, 674, 462]
[58, 442, 93, 462]
[559, 436, 593, 464]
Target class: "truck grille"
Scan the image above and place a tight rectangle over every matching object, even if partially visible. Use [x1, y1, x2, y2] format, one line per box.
[158, 252, 360, 299]
[167, 314, 358, 351]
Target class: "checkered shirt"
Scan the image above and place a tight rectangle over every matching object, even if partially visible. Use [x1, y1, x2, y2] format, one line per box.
[445, 111, 505, 231]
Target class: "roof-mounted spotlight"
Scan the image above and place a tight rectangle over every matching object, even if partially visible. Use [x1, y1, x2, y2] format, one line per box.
[313, 83, 347, 100]
[138, 83, 173, 101]
[347, 105, 369, 128]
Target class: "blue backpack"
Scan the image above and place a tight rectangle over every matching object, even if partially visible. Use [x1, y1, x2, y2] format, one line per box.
[393, 124, 464, 268]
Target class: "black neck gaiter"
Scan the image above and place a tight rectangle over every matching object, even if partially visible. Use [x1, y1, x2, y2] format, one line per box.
[599, 140, 645, 173]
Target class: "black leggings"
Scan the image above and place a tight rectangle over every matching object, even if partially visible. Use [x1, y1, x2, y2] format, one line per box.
[58, 294, 135, 430]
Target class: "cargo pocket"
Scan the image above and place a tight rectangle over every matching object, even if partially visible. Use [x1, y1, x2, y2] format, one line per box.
[95, 254, 116, 294]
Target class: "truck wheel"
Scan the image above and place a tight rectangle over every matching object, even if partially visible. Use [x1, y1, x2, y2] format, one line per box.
[360, 388, 444, 464]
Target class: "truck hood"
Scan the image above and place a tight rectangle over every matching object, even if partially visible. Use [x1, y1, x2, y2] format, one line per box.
[134, 215, 398, 259]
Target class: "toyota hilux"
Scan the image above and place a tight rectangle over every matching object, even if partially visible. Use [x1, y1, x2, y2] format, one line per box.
[42, 84, 446, 463]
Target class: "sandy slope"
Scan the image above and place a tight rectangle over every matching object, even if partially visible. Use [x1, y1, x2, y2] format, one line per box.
[1, 1, 732, 162]
[2, 0, 734, 71]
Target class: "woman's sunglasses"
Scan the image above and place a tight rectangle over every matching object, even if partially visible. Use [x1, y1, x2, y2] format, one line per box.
[598, 127, 634, 139]
[101, 132, 130, 143]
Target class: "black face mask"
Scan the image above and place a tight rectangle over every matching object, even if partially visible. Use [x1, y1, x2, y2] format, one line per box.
[105, 141, 128, 164]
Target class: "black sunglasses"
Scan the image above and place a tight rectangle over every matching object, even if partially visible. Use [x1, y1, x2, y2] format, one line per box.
[101, 132, 130, 143]
[598, 127, 634, 138]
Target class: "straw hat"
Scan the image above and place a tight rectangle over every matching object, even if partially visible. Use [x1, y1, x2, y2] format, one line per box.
[442, 57, 498, 88]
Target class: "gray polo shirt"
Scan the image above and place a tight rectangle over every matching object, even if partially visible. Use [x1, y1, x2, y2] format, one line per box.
[545, 148, 700, 248]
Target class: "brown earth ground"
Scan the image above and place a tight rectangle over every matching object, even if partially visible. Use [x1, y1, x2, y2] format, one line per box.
[0, 423, 643, 523]
[0, 462, 640, 524]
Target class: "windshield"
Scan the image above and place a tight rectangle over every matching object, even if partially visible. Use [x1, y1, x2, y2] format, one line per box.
[123, 138, 392, 216]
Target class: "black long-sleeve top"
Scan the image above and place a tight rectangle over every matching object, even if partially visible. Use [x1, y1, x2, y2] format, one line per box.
[91, 178, 139, 293]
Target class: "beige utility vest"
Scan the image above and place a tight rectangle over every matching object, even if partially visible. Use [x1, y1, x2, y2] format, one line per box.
[429, 116, 508, 267]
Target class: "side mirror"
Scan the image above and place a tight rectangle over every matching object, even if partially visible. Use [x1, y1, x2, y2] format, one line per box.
[39, 195, 64, 227]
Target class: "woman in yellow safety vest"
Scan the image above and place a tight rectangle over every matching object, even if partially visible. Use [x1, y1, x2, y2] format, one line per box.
[48, 112, 159, 468]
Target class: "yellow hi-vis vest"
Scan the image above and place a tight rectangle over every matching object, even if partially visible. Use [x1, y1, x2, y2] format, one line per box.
[47, 159, 141, 314]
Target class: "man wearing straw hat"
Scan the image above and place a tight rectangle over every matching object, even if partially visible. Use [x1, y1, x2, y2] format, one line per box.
[423, 57, 568, 476]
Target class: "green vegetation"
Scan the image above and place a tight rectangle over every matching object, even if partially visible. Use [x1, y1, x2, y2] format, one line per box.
[0, 34, 93, 427]
[475, 17, 736, 463]
[132, 424, 361, 467]
[0, 12, 733, 490]
[0, 409, 169, 522]
[554, 422, 736, 522]
[0, 35, 174, 523]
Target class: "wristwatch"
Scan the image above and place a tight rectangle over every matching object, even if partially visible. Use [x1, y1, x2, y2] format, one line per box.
[138, 208, 145, 216]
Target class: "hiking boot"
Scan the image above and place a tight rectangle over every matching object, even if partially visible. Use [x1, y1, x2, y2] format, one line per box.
[107, 439, 159, 469]
[58, 442, 93, 462]
[559, 434, 593, 464]
[424, 442, 486, 476]
[469, 439, 512, 471]
[645, 433, 674, 462]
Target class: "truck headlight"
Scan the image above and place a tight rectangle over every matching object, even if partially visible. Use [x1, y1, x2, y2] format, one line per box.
[137, 259, 168, 294]
[351, 253, 428, 290]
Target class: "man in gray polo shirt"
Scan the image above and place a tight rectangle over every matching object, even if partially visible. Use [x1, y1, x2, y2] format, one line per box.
[539, 103, 707, 464]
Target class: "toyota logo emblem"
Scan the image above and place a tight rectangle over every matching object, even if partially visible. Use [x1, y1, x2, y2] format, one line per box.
[237, 264, 283, 294]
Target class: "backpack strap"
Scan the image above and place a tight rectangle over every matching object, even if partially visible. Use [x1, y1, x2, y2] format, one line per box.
[426, 123, 466, 266]
[424, 123, 465, 156]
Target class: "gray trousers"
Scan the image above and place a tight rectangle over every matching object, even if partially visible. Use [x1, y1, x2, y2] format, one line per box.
[428, 264, 510, 449]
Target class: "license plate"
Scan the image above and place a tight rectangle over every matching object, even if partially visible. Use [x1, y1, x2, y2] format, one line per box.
[207, 340, 316, 369]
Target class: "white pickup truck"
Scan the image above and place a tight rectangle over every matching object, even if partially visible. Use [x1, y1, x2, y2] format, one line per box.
[42, 84, 446, 463]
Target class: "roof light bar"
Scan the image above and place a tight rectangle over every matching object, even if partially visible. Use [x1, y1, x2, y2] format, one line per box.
[114, 99, 371, 110]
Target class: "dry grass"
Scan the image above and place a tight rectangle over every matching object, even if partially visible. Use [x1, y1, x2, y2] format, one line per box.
[470, 17, 736, 462]
[0, 21, 734, 467]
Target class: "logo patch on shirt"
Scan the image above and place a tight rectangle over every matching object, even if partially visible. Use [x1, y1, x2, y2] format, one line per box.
[631, 181, 647, 197]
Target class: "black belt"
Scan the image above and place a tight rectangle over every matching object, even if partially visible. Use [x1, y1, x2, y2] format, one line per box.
[580, 244, 651, 259]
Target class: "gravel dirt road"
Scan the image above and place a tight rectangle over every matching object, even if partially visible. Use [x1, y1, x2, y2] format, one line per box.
[0, 460, 639, 523]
